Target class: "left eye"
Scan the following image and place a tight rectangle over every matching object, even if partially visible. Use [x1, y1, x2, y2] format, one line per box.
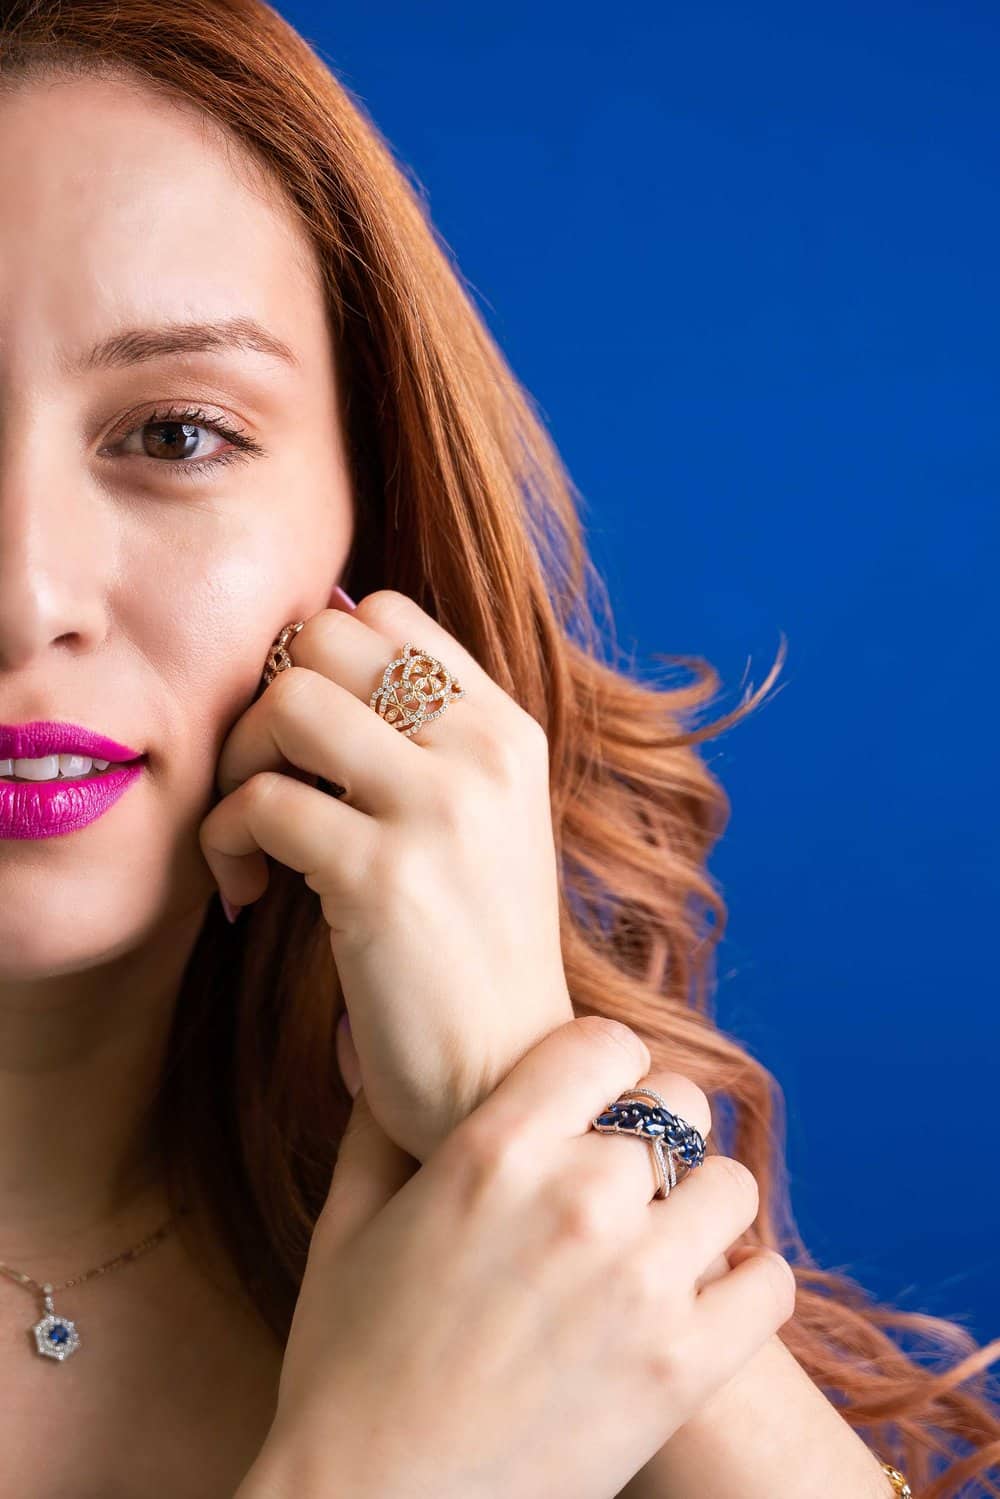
[127, 416, 225, 463]
[110, 405, 261, 477]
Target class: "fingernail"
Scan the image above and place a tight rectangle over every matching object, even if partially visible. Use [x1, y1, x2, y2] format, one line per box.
[329, 584, 357, 612]
[220, 892, 243, 924]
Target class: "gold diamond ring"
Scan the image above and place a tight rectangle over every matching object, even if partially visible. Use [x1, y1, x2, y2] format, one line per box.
[370, 642, 464, 739]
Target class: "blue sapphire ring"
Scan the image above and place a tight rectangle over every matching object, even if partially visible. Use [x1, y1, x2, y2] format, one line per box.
[590, 1087, 707, 1199]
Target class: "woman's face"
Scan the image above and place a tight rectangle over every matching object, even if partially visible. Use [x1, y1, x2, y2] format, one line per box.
[0, 70, 354, 981]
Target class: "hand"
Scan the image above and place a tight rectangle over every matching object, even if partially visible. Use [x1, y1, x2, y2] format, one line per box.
[237, 1016, 797, 1499]
[199, 587, 575, 1163]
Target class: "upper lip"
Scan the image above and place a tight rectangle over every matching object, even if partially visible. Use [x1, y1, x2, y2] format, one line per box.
[0, 721, 144, 763]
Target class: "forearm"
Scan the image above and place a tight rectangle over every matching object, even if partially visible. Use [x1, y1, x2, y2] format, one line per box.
[617, 1333, 894, 1499]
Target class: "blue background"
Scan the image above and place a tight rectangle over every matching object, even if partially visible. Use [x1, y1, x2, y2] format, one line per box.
[280, 2, 998, 1345]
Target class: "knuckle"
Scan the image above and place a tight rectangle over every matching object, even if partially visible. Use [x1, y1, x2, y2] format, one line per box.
[653, 1074, 711, 1141]
[621, 1245, 667, 1312]
[266, 663, 312, 712]
[575, 1014, 652, 1075]
[630, 1308, 704, 1410]
[364, 838, 423, 908]
[512, 708, 550, 764]
[464, 721, 528, 790]
[262, 665, 316, 728]
[240, 769, 286, 811]
[196, 815, 218, 856]
[353, 588, 412, 635]
[547, 1173, 611, 1248]
[762, 1250, 797, 1320]
[313, 606, 358, 647]
[416, 770, 470, 831]
[710, 1154, 760, 1218]
[639, 1334, 687, 1391]
[463, 711, 548, 792]
[451, 1117, 535, 1203]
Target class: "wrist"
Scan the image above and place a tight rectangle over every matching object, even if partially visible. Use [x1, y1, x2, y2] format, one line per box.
[233, 1437, 298, 1499]
[234, 1428, 341, 1499]
[234, 1418, 404, 1499]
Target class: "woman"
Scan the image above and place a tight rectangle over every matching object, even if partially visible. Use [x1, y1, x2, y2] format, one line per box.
[0, 2, 996, 1495]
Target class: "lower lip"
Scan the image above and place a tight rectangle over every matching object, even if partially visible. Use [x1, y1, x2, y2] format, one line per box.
[0, 760, 147, 841]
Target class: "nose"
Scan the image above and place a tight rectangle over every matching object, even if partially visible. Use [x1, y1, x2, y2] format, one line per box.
[0, 445, 111, 677]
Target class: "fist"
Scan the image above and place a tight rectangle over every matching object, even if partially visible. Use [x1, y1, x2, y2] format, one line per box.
[199, 588, 575, 1162]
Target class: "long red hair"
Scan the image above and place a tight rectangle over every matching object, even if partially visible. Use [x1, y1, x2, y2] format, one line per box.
[3, 3, 998, 1491]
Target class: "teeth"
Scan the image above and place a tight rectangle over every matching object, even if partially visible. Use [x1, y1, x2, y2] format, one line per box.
[0, 754, 115, 783]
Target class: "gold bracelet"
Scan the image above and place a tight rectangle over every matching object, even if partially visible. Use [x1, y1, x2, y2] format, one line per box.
[881, 1461, 913, 1496]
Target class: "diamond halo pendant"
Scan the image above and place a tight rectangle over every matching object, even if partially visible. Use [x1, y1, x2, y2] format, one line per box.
[0, 1214, 179, 1363]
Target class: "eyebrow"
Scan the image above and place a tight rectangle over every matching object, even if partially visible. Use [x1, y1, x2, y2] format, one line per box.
[63, 316, 300, 375]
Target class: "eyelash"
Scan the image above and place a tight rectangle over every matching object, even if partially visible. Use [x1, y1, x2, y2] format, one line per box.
[115, 404, 265, 481]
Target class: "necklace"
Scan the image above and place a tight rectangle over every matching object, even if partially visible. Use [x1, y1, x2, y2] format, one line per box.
[0, 1214, 178, 1363]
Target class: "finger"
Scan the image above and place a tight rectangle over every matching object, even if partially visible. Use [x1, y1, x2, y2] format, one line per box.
[695, 1247, 737, 1290]
[684, 1244, 797, 1392]
[571, 1065, 713, 1216]
[217, 660, 415, 815]
[582, 1065, 711, 1159]
[199, 761, 377, 911]
[460, 1014, 654, 1149]
[346, 587, 548, 773]
[350, 588, 508, 718]
[314, 1087, 419, 1253]
[640, 1151, 762, 1289]
[291, 591, 529, 761]
[220, 591, 531, 813]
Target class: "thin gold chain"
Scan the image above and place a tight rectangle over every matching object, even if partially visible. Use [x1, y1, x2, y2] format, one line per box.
[0, 1214, 177, 1296]
[0, 1211, 917, 1499]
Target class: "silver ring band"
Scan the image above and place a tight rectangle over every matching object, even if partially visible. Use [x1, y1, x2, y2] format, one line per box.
[590, 1086, 707, 1200]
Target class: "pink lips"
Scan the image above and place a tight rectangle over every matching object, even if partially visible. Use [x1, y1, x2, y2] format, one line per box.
[0, 720, 142, 763]
[0, 720, 146, 841]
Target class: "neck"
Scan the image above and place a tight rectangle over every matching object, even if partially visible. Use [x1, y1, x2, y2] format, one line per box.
[0, 900, 209, 1277]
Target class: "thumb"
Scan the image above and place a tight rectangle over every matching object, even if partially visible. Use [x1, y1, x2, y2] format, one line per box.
[317, 1015, 417, 1251]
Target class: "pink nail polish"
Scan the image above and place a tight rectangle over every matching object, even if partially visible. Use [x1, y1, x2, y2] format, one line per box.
[329, 584, 357, 611]
[220, 892, 243, 924]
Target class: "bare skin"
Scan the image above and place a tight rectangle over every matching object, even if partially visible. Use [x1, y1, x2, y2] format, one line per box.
[0, 1202, 285, 1499]
[0, 65, 818, 1499]
[0, 67, 354, 1492]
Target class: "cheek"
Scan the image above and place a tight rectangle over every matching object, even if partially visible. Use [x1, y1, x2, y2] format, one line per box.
[127, 522, 290, 683]
[119, 534, 274, 801]
[120, 494, 350, 787]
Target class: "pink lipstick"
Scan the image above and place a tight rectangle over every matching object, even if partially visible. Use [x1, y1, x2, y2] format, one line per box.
[0, 720, 143, 763]
[0, 720, 146, 841]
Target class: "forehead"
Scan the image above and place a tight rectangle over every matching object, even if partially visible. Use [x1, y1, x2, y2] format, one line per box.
[0, 71, 325, 375]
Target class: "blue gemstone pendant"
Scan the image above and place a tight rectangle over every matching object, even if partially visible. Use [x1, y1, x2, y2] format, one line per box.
[32, 1284, 81, 1362]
